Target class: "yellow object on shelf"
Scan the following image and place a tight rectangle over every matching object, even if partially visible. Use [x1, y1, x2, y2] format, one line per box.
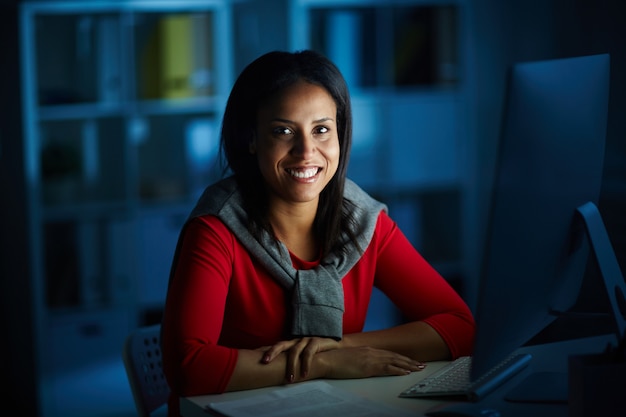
[140, 13, 214, 100]
[159, 14, 194, 99]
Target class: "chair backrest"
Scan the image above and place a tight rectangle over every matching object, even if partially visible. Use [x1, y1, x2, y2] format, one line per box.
[122, 324, 170, 416]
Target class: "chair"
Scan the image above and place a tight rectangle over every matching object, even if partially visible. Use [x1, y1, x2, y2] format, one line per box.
[122, 324, 170, 416]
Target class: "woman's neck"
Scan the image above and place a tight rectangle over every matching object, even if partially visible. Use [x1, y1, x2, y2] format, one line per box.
[268, 200, 319, 262]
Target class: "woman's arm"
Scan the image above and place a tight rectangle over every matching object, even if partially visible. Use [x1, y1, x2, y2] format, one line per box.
[163, 216, 425, 397]
[161, 217, 238, 396]
[225, 344, 426, 391]
[163, 213, 473, 396]
[364, 212, 475, 360]
[341, 321, 451, 361]
[259, 212, 475, 379]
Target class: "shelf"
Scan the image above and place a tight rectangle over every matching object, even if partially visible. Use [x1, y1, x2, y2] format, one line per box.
[36, 97, 225, 120]
[42, 201, 130, 221]
[290, 1, 469, 293]
[38, 102, 127, 121]
[21, 16, 233, 412]
[134, 95, 224, 115]
[307, 3, 459, 90]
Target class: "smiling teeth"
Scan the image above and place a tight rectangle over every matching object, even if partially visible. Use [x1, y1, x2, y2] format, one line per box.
[288, 168, 318, 179]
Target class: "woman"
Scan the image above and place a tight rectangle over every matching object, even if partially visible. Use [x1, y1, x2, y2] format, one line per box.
[161, 50, 475, 416]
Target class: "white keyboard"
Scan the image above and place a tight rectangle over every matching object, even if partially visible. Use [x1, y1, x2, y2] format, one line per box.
[399, 353, 532, 402]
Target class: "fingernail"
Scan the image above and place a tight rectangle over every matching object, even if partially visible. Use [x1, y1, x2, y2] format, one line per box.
[262, 354, 270, 363]
[288, 374, 295, 383]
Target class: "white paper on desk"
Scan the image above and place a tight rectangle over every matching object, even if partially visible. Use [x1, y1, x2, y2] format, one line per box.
[207, 381, 413, 417]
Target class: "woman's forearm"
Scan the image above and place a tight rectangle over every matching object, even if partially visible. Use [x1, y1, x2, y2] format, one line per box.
[224, 336, 429, 392]
[342, 321, 451, 362]
[225, 349, 326, 392]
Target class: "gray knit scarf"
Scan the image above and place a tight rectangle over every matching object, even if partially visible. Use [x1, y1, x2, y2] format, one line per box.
[177, 176, 386, 340]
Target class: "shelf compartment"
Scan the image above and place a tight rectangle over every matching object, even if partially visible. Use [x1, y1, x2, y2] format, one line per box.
[43, 215, 136, 310]
[35, 12, 124, 106]
[309, 4, 458, 89]
[39, 117, 128, 206]
[135, 113, 222, 203]
[134, 11, 216, 100]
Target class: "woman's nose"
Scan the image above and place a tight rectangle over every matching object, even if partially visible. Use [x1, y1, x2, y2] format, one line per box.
[291, 133, 316, 158]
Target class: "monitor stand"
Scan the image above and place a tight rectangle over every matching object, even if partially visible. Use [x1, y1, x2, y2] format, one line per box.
[576, 201, 626, 338]
[505, 201, 626, 404]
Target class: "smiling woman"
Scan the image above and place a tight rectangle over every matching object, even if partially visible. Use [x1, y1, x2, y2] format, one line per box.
[254, 80, 340, 224]
[160, 50, 475, 417]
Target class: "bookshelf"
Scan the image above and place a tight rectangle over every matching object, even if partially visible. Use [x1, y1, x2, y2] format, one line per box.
[20, 2, 232, 416]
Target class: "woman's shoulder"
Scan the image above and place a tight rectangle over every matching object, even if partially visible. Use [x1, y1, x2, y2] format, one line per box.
[373, 209, 396, 238]
[183, 215, 242, 260]
[190, 214, 233, 235]
[190, 176, 240, 218]
[344, 178, 387, 213]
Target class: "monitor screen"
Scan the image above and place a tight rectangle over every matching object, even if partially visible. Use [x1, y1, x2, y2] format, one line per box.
[470, 53, 611, 382]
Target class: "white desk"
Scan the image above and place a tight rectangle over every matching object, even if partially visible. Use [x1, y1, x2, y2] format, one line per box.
[180, 334, 616, 417]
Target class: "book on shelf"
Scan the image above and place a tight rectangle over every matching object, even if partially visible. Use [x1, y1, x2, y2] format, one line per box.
[159, 14, 195, 99]
[190, 13, 214, 96]
[96, 16, 122, 103]
[140, 13, 214, 100]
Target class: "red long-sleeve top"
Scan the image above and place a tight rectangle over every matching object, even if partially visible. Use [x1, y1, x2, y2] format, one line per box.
[161, 210, 475, 415]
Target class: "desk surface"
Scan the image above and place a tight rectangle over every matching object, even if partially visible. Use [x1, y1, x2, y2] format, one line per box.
[180, 334, 616, 417]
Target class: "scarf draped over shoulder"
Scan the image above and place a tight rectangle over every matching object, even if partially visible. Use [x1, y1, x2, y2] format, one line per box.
[172, 176, 387, 340]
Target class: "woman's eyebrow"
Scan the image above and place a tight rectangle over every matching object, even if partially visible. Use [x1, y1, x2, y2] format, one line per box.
[270, 117, 335, 124]
[313, 117, 335, 124]
[271, 117, 293, 124]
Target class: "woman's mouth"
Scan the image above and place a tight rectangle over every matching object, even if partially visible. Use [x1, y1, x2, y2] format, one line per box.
[286, 167, 321, 181]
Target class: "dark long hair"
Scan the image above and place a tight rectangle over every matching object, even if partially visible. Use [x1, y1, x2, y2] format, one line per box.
[220, 50, 358, 258]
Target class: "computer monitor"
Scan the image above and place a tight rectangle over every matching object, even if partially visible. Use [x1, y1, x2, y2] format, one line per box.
[470, 53, 611, 390]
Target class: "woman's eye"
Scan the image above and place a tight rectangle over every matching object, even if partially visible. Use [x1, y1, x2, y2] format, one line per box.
[273, 126, 293, 136]
[315, 126, 329, 135]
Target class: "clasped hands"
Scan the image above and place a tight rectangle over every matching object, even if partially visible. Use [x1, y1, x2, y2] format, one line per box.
[257, 337, 426, 384]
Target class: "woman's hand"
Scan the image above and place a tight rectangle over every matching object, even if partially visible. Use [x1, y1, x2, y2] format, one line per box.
[257, 337, 340, 382]
[317, 346, 426, 380]
[257, 338, 426, 383]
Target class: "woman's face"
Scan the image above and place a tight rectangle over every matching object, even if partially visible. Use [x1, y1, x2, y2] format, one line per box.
[254, 80, 340, 207]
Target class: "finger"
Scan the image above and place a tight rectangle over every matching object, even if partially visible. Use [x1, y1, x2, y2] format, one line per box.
[286, 339, 309, 382]
[261, 340, 298, 363]
[256, 346, 272, 364]
[360, 349, 426, 376]
[385, 364, 418, 376]
[389, 357, 426, 374]
[299, 340, 319, 377]
[406, 361, 427, 372]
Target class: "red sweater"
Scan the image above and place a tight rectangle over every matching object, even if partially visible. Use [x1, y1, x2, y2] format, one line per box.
[162, 210, 475, 414]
